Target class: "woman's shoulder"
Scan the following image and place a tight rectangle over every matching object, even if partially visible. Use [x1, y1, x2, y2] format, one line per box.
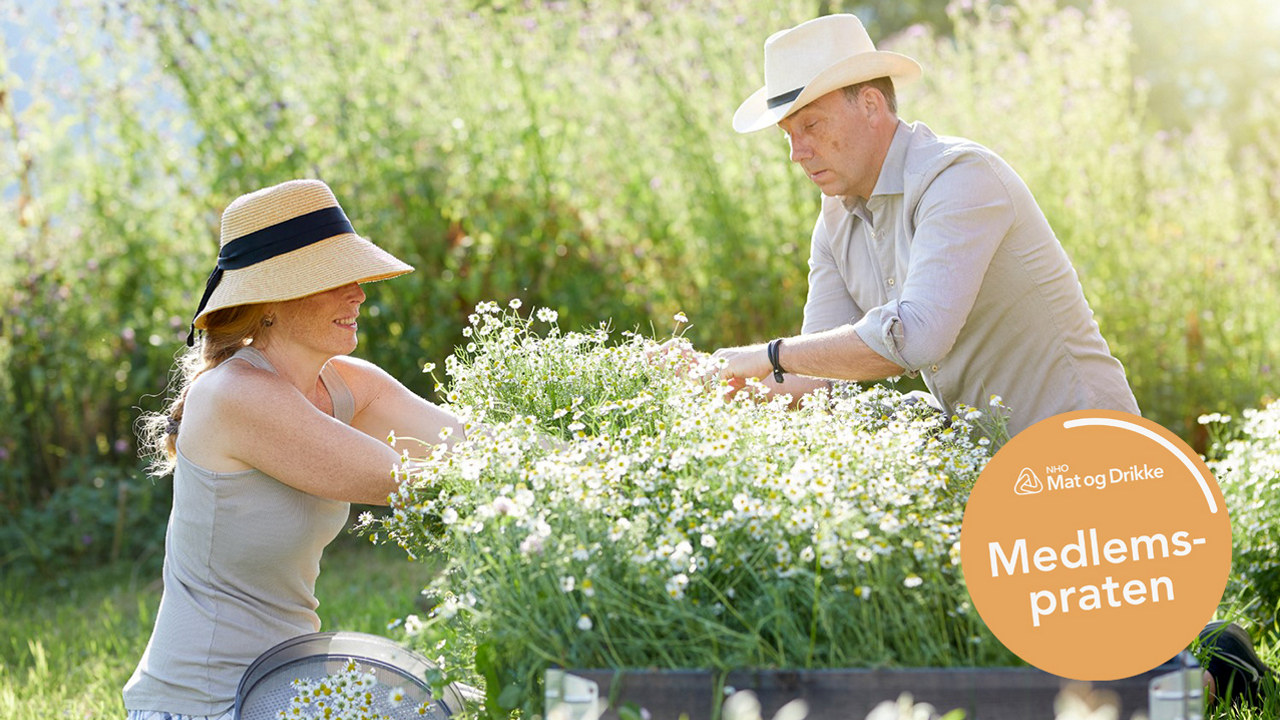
[326, 355, 401, 406]
[195, 352, 277, 387]
[180, 355, 296, 471]
[187, 354, 292, 417]
[328, 354, 397, 387]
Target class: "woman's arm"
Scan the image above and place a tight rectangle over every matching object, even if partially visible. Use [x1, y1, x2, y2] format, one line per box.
[333, 356, 468, 457]
[187, 362, 407, 505]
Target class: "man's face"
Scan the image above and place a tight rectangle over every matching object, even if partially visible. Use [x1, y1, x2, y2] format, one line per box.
[778, 88, 886, 201]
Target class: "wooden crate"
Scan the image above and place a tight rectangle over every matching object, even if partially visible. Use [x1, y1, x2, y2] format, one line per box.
[546, 664, 1192, 720]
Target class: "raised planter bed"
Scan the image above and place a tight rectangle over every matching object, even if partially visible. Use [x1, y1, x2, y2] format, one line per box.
[546, 663, 1197, 720]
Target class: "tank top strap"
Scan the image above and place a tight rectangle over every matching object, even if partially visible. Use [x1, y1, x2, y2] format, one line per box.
[231, 345, 277, 373]
[230, 347, 355, 425]
[319, 362, 356, 425]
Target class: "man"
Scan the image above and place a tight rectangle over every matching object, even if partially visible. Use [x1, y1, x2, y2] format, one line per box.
[709, 13, 1138, 437]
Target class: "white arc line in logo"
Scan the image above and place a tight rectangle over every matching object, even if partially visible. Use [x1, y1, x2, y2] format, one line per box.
[1061, 417, 1218, 514]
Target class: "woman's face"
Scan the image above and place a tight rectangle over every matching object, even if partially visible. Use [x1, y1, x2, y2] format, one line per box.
[267, 282, 367, 357]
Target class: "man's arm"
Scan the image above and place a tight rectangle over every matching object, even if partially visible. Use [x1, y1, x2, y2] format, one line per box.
[714, 199, 891, 397]
[850, 154, 1016, 372]
[712, 324, 903, 386]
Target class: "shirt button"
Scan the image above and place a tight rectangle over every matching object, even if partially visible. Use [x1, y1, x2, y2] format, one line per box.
[886, 278, 895, 287]
[931, 364, 939, 373]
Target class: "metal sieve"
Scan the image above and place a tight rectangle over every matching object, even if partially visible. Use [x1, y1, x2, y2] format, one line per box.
[234, 631, 464, 720]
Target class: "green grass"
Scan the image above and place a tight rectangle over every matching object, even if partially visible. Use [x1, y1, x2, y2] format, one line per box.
[0, 560, 157, 719]
[1213, 630, 1280, 720]
[0, 530, 434, 719]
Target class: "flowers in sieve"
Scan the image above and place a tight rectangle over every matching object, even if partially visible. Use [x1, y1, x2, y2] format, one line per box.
[280, 658, 434, 720]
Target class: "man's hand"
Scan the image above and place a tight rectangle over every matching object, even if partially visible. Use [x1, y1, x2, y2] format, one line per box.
[648, 337, 716, 381]
[710, 343, 771, 383]
[710, 343, 833, 405]
[711, 344, 777, 403]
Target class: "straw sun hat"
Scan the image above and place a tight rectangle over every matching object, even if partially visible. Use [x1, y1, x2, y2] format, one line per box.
[733, 14, 922, 134]
[186, 179, 412, 346]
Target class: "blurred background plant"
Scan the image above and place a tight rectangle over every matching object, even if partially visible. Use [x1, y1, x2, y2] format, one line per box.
[1, 0, 1276, 580]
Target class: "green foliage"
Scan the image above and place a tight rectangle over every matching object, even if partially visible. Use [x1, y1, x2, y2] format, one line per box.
[1095, 0, 1280, 143]
[2, 0, 1278, 575]
[1208, 402, 1280, 629]
[0, 465, 170, 579]
[0, 3, 207, 515]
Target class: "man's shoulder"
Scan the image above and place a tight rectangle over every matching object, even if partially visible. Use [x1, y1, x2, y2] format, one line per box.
[900, 122, 1000, 176]
[898, 121, 1023, 204]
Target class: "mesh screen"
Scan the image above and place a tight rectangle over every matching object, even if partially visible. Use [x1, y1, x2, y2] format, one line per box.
[236, 654, 450, 720]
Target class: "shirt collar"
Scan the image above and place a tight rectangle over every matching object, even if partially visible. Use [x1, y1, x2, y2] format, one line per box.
[840, 119, 911, 212]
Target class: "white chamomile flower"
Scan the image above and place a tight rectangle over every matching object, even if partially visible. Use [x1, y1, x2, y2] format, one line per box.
[387, 686, 407, 707]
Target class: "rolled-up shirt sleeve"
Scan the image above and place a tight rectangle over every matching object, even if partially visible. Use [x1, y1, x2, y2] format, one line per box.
[852, 154, 1016, 371]
[801, 212, 862, 335]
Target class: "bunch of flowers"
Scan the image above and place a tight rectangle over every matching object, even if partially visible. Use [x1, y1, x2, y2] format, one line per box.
[280, 659, 434, 719]
[1204, 401, 1280, 624]
[362, 302, 1016, 717]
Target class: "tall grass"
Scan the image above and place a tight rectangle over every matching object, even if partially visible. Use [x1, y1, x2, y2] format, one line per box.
[0, 566, 155, 719]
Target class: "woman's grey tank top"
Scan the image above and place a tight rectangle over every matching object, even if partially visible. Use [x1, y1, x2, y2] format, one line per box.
[123, 347, 354, 715]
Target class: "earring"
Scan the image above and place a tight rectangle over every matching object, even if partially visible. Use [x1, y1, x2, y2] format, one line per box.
[262, 314, 275, 327]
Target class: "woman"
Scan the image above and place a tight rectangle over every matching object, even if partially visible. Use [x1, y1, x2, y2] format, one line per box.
[123, 179, 464, 719]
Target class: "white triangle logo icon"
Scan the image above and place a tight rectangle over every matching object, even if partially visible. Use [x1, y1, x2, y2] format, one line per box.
[1015, 467, 1043, 495]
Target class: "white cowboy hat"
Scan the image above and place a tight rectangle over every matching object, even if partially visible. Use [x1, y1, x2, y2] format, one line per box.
[733, 14, 922, 134]
[188, 179, 412, 343]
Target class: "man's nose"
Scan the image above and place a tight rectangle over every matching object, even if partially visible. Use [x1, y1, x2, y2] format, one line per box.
[788, 136, 810, 163]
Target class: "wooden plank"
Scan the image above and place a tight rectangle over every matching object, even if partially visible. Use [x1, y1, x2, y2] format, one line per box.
[549, 666, 1174, 720]
[729, 667, 1157, 720]
[560, 669, 715, 720]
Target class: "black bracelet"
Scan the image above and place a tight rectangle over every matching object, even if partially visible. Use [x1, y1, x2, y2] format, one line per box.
[766, 338, 787, 383]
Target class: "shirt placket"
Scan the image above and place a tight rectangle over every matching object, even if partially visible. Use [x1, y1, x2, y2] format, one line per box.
[865, 199, 899, 303]
[850, 204, 890, 312]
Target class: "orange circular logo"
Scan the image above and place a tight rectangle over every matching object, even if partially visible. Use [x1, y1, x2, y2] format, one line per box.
[960, 410, 1231, 680]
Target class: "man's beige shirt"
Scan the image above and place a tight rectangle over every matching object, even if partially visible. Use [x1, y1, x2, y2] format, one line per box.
[802, 120, 1138, 436]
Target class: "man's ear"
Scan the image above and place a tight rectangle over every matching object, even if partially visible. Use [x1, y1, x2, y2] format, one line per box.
[862, 87, 885, 117]
[862, 88, 894, 128]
